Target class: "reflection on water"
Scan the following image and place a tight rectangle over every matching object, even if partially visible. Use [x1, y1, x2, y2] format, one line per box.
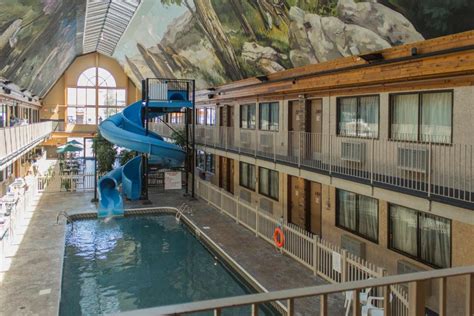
[59, 216, 278, 315]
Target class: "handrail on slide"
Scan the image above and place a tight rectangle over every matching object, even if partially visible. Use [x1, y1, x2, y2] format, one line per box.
[97, 98, 192, 217]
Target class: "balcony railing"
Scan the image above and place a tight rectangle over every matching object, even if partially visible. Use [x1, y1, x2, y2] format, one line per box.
[158, 124, 473, 207]
[0, 121, 55, 166]
[116, 265, 474, 316]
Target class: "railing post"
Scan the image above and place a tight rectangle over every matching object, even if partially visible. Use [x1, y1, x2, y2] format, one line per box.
[380, 268, 391, 316]
[467, 273, 474, 316]
[236, 200, 240, 224]
[273, 132, 276, 162]
[287, 298, 294, 316]
[439, 277, 447, 316]
[298, 132, 301, 168]
[255, 128, 257, 158]
[329, 135, 333, 175]
[255, 204, 259, 237]
[313, 235, 319, 276]
[320, 294, 328, 316]
[408, 280, 426, 316]
[341, 249, 348, 283]
[428, 141, 432, 197]
[370, 137, 374, 184]
[214, 308, 221, 316]
[352, 289, 361, 316]
[251, 303, 259, 316]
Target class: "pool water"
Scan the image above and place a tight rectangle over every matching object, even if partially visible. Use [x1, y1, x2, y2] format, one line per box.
[59, 216, 279, 315]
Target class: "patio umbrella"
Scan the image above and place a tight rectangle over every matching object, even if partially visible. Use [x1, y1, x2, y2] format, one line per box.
[66, 140, 83, 146]
[56, 144, 83, 153]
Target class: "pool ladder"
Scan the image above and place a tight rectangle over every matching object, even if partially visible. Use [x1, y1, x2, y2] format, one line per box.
[175, 203, 191, 222]
[57, 211, 73, 229]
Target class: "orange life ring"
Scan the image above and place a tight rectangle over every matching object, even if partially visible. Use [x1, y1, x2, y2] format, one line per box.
[273, 227, 285, 248]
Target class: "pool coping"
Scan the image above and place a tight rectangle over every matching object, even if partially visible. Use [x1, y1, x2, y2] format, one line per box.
[65, 207, 287, 315]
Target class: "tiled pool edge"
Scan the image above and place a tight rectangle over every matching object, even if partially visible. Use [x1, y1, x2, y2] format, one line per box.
[66, 208, 287, 314]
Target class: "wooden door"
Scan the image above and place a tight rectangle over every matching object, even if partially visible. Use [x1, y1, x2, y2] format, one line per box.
[219, 156, 234, 194]
[309, 181, 322, 235]
[309, 99, 323, 154]
[288, 100, 304, 158]
[219, 105, 233, 127]
[288, 175, 308, 230]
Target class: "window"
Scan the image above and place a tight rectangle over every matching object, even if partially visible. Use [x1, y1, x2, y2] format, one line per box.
[259, 102, 279, 131]
[196, 107, 215, 125]
[170, 113, 184, 124]
[67, 67, 125, 125]
[197, 108, 206, 125]
[196, 150, 215, 173]
[390, 91, 452, 143]
[206, 153, 215, 173]
[336, 189, 378, 242]
[239, 162, 256, 190]
[240, 104, 256, 129]
[206, 107, 216, 126]
[0, 103, 6, 127]
[389, 205, 451, 268]
[337, 95, 379, 138]
[258, 167, 279, 200]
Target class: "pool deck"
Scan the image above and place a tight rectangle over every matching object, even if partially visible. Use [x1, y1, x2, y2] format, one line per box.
[1, 189, 346, 316]
[0, 192, 96, 316]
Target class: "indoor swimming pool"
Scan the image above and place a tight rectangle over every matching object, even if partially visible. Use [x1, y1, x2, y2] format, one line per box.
[59, 215, 278, 315]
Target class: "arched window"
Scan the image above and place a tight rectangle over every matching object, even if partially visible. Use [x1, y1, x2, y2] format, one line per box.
[77, 67, 116, 87]
[67, 67, 125, 127]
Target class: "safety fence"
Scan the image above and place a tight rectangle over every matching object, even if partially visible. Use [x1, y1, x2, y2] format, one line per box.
[149, 122, 474, 206]
[0, 121, 55, 165]
[195, 178, 409, 315]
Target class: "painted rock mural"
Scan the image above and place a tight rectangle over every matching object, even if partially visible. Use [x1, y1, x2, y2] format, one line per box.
[0, 0, 473, 96]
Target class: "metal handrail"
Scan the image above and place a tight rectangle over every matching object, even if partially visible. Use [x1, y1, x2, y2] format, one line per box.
[114, 265, 474, 316]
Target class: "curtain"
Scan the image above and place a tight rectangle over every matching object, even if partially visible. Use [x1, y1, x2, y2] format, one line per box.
[421, 92, 452, 143]
[390, 205, 418, 257]
[391, 94, 418, 141]
[420, 213, 451, 268]
[259, 167, 269, 196]
[260, 103, 269, 130]
[359, 96, 379, 138]
[269, 170, 279, 199]
[240, 163, 248, 187]
[270, 103, 279, 131]
[249, 164, 256, 190]
[337, 190, 357, 231]
[241, 105, 248, 128]
[338, 97, 357, 136]
[358, 195, 378, 241]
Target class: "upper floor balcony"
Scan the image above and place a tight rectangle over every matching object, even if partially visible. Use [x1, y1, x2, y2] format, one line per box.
[0, 121, 55, 167]
[151, 122, 474, 209]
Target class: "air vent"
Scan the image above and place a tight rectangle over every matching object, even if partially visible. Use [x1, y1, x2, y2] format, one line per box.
[259, 133, 273, 149]
[259, 197, 273, 213]
[341, 234, 366, 259]
[341, 141, 366, 163]
[239, 189, 251, 203]
[240, 132, 251, 146]
[397, 147, 428, 173]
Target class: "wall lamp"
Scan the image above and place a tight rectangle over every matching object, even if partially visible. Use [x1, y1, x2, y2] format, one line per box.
[256, 75, 269, 82]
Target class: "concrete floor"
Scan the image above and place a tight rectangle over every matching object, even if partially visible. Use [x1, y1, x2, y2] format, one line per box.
[0, 191, 96, 316]
[0, 187, 346, 316]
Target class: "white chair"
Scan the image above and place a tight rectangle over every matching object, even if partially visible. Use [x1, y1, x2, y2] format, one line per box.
[344, 287, 373, 316]
[361, 296, 385, 316]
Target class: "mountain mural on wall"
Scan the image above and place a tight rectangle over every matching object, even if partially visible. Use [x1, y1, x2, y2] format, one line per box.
[0, 0, 84, 97]
[0, 0, 473, 96]
[114, 0, 474, 90]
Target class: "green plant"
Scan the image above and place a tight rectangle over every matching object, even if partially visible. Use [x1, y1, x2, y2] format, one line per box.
[170, 128, 187, 149]
[93, 131, 117, 174]
[120, 150, 136, 166]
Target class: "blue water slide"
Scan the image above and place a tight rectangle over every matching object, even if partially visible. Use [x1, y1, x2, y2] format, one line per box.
[97, 98, 190, 217]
